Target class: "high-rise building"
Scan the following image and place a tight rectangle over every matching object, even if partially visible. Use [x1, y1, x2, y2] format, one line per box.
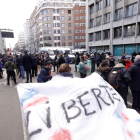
[73, 1, 86, 49]
[86, 0, 140, 57]
[18, 32, 25, 50]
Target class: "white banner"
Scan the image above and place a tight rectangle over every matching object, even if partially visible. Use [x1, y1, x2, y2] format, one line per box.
[17, 73, 140, 140]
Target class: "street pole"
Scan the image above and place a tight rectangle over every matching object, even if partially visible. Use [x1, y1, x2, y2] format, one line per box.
[0, 30, 4, 53]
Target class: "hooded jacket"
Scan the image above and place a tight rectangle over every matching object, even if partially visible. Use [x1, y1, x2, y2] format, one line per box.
[4, 59, 16, 70]
[129, 60, 140, 91]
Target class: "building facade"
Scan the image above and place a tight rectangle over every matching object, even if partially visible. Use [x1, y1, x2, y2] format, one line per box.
[18, 32, 25, 50]
[73, 1, 86, 49]
[86, 0, 140, 57]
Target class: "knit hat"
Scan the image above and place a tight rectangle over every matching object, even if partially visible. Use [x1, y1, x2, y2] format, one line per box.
[135, 55, 140, 62]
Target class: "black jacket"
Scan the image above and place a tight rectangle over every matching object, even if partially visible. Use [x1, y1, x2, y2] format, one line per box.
[44, 56, 52, 65]
[38, 67, 52, 82]
[58, 56, 65, 65]
[129, 61, 140, 91]
[22, 54, 32, 71]
[75, 55, 80, 65]
[109, 59, 115, 69]
[91, 58, 95, 73]
[32, 56, 37, 66]
[17, 57, 23, 66]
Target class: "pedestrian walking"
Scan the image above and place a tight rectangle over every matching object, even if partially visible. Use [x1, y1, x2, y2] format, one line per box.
[32, 54, 37, 77]
[129, 55, 140, 113]
[65, 53, 70, 65]
[22, 51, 32, 83]
[74, 52, 80, 72]
[53, 53, 59, 72]
[58, 54, 65, 67]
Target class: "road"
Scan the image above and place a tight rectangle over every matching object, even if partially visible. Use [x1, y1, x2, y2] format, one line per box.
[0, 64, 132, 140]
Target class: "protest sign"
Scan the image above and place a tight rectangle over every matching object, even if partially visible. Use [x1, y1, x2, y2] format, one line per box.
[17, 73, 140, 140]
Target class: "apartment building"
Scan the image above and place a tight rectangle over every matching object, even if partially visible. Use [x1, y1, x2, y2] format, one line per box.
[36, 0, 74, 49]
[73, 1, 86, 49]
[18, 32, 25, 50]
[86, 0, 140, 57]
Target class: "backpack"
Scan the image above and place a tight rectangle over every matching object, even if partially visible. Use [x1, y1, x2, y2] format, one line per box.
[37, 68, 46, 83]
[108, 69, 122, 89]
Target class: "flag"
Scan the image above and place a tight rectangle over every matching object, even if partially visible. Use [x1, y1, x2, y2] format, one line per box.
[9, 44, 12, 53]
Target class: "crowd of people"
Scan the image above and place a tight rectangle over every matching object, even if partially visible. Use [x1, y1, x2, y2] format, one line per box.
[0, 50, 140, 113]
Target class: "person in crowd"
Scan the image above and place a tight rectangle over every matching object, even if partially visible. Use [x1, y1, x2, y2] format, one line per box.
[74, 52, 80, 72]
[108, 55, 115, 70]
[125, 55, 132, 70]
[0, 57, 3, 78]
[129, 55, 140, 113]
[17, 54, 25, 81]
[32, 54, 38, 77]
[131, 51, 136, 63]
[13, 55, 19, 75]
[37, 54, 41, 75]
[109, 59, 131, 106]
[53, 53, 58, 72]
[98, 60, 110, 82]
[54, 63, 73, 78]
[37, 61, 53, 83]
[22, 51, 32, 83]
[91, 56, 95, 74]
[4, 55, 17, 85]
[44, 53, 52, 65]
[65, 53, 70, 65]
[95, 53, 101, 68]
[58, 54, 65, 67]
[78, 56, 87, 78]
[121, 53, 127, 59]
[40, 55, 44, 68]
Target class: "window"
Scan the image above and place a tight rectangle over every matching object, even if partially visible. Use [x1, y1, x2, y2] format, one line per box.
[75, 10, 79, 14]
[105, 0, 110, 7]
[68, 30, 71, 34]
[75, 30, 80, 33]
[90, 19, 94, 28]
[54, 36, 60, 40]
[75, 17, 79, 20]
[61, 17, 65, 21]
[80, 29, 86, 33]
[68, 42, 72, 46]
[114, 27, 122, 38]
[44, 36, 51, 40]
[43, 23, 51, 28]
[75, 3, 79, 7]
[115, 8, 123, 20]
[39, 13, 42, 17]
[125, 24, 136, 36]
[43, 3, 46, 7]
[89, 33, 94, 41]
[54, 30, 60, 34]
[44, 43, 52, 46]
[115, 0, 121, 2]
[61, 10, 65, 14]
[103, 30, 110, 39]
[68, 3, 71, 7]
[96, 16, 102, 26]
[62, 23, 65, 27]
[90, 4, 94, 14]
[80, 42, 86, 45]
[39, 19, 42, 23]
[54, 23, 60, 27]
[44, 30, 51, 34]
[40, 38, 42, 41]
[47, 2, 50, 6]
[80, 36, 86, 39]
[62, 42, 65, 46]
[96, 1, 102, 11]
[53, 9, 59, 13]
[62, 36, 65, 40]
[75, 36, 80, 39]
[75, 23, 79, 27]
[126, 3, 137, 17]
[42, 10, 50, 14]
[104, 13, 110, 24]
[61, 3, 64, 7]
[80, 10, 85, 13]
[68, 16, 71, 20]
[54, 3, 59, 7]
[62, 30, 65, 34]
[68, 10, 71, 14]
[68, 23, 71, 27]
[80, 23, 86, 26]
[43, 17, 51, 21]
[96, 32, 101, 41]
[54, 16, 59, 20]
[68, 36, 72, 40]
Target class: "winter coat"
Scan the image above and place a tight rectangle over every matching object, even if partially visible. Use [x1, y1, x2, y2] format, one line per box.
[65, 56, 70, 64]
[91, 58, 95, 73]
[4, 59, 16, 70]
[17, 57, 23, 66]
[113, 63, 131, 98]
[22, 54, 32, 71]
[75, 55, 80, 65]
[44, 56, 53, 65]
[38, 67, 52, 82]
[32, 56, 37, 66]
[58, 56, 65, 66]
[109, 59, 115, 69]
[129, 60, 140, 91]
[37, 57, 41, 65]
[0, 61, 3, 69]
[125, 60, 132, 70]
[78, 61, 87, 75]
[98, 65, 110, 82]
[95, 56, 101, 64]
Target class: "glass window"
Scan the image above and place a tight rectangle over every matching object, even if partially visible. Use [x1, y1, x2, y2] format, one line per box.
[54, 16, 59, 20]
[68, 10, 71, 14]
[104, 13, 110, 23]
[68, 16, 71, 20]
[44, 36, 51, 40]
[68, 23, 71, 27]
[75, 23, 79, 27]
[43, 3, 46, 7]
[103, 30, 110, 39]
[68, 30, 71, 34]
[115, 8, 123, 20]
[68, 3, 71, 7]
[62, 30, 65, 34]
[126, 5, 133, 17]
[75, 10, 79, 13]
[115, 0, 121, 2]
[62, 36, 65, 40]
[133, 3, 137, 15]
[114, 27, 122, 38]
[54, 30, 60, 34]
[53, 9, 59, 13]
[90, 19, 94, 28]
[54, 23, 60, 27]
[61, 3, 64, 7]
[125, 24, 136, 36]
[90, 4, 94, 14]
[62, 42, 65, 46]
[89, 33, 94, 41]
[105, 0, 110, 7]
[68, 36, 72, 40]
[62, 23, 65, 27]
[96, 32, 101, 41]
[96, 16, 102, 26]
[54, 36, 60, 40]
[61, 10, 65, 14]
[61, 17, 65, 21]
[47, 3, 50, 6]
[96, 1, 102, 11]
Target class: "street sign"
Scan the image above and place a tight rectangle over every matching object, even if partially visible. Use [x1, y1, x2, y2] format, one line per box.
[1, 32, 14, 38]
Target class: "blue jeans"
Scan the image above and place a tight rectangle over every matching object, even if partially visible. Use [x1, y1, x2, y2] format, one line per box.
[20, 66, 25, 79]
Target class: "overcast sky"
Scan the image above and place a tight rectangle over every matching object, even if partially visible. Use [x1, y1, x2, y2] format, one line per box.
[0, 0, 39, 49]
